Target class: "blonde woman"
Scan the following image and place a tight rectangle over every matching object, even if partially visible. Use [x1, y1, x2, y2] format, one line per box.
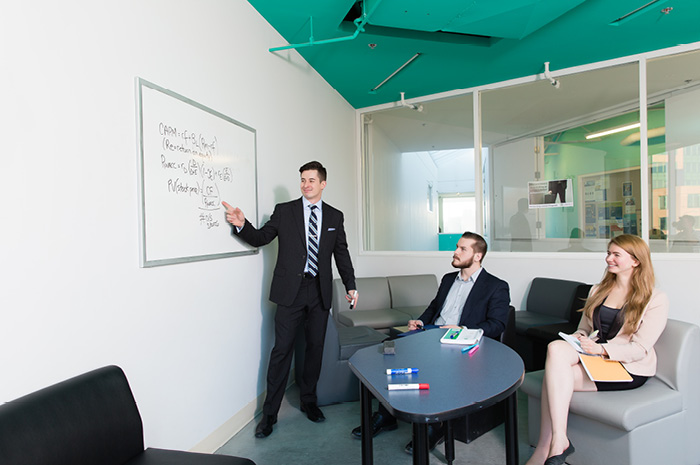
[526, 235, 668, 465]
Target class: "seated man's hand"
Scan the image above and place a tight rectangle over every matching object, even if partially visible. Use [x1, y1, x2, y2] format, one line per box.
[407, 320, 423, 331]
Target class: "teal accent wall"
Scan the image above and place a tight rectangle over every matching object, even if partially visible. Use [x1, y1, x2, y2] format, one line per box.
[439, 233, 462, 251]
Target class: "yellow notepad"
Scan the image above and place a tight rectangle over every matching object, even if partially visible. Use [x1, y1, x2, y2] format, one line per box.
[579, 354, 633, 382]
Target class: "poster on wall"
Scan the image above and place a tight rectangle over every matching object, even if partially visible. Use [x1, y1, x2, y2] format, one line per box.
[528, 178, 573, 208]
[623, 182, 633, 197]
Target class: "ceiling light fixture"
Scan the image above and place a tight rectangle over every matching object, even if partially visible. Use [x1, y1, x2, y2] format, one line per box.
[369, 52, 421, 93]
[585, 122, 641, 139]
[609, 0, 668, 26]
[544, 62, 560, 89]
[399, 92, 423, 112]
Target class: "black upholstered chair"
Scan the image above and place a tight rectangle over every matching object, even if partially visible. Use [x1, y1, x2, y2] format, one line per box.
[0, 365, 255, 465]
[514, 278, 591, 371]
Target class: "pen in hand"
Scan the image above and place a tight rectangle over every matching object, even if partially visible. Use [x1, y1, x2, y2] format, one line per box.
[589, 330, 599, 339]
[349, 291, 358, 309]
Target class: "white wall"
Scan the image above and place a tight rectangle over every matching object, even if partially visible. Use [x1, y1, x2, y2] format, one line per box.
[368, 126, 439, 250]
[1, 0, 356, 452]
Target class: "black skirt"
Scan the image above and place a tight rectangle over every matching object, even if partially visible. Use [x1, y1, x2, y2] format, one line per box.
[595, 372, 649, 391]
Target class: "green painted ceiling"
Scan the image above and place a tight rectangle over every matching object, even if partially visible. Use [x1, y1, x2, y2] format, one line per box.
[248, 0, 700, 108]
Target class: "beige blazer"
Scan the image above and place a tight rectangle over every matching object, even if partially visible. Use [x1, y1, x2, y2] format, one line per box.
[573, 288, 669, 376]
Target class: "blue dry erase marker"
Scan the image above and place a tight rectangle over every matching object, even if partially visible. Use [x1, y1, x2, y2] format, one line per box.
[386, 368, 419, 375]
[461, 343, 478, 353]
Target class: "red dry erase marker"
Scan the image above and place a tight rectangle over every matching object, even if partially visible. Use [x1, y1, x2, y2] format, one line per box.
[387, 383, 430, 391]
[468, 344, 480, 356]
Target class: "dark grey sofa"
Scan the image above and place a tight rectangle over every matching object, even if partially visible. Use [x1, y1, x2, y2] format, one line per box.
[0, 365, 254, 465]
[334, 274, 439, 332]
[514, 277, 591, 370]
[295, 312, 387, 406]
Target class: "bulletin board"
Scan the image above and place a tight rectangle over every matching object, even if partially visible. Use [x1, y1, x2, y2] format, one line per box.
[136, 78, 258, 267]
[579, 167, 640, 239]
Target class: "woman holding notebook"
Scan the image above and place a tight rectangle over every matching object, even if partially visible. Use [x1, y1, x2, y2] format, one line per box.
[526, 234, 668, 465]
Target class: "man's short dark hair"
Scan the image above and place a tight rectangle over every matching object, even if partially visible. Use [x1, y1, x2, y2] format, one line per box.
[299, 161, 327, 182]
[461, 231, 487, 261]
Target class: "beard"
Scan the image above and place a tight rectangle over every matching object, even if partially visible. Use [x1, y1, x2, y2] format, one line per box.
[452, 256, 473, 269]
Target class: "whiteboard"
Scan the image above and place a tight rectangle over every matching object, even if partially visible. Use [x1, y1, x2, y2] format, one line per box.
[136, 78, 258, 267]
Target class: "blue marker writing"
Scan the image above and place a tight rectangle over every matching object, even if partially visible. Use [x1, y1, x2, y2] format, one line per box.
[386, 368, 419, 375]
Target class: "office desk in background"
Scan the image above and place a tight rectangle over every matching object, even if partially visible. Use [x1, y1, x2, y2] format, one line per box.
[349, 330, 524, 465]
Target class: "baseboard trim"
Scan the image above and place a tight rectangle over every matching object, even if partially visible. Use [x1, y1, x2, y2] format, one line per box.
[189, 392, 263, 453]
[190, 369, 296, 453]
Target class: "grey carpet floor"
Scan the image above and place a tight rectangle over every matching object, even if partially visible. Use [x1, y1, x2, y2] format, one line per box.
[217, 385, 534, 465]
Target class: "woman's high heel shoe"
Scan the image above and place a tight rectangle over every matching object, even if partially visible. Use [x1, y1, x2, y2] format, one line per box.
[544, 441, 575, 465]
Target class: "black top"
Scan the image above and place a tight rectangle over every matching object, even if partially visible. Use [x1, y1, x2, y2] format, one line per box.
[593, 303, 625, 342]
[599, 304, 621, 338]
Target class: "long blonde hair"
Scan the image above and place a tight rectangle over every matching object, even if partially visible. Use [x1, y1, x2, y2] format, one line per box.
[581, 235, 655, 334]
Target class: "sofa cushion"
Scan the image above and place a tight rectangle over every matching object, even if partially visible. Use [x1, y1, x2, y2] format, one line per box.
[350, 277, 392, 310]
[526, 277, 587, 319]
[387, 274, 438, 307]
[515, 311, 568, 334]
[337, 308, 412, 329]
[392, 306, 427, 320]
[525, 322, 579, 342]
[337, 325, 387, 360]
[520, 371, 683, 432]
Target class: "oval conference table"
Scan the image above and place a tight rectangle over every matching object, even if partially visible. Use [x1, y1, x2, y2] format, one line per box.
[349, 329, 525, 465]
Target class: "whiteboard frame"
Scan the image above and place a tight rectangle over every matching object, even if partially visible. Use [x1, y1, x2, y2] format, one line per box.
[136, 77, 258, 267]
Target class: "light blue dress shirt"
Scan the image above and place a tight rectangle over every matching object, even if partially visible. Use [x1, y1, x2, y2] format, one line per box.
[434, 267, 482, 326]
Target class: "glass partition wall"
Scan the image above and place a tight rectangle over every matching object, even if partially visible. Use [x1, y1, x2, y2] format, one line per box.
[360, 46, 700, 254]
[646, 49, 700, 253]
[362, 94, 474, 251]
[484, 63, 640, 253]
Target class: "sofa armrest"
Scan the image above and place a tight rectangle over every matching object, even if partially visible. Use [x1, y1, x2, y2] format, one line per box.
[0, 366, 144, 465]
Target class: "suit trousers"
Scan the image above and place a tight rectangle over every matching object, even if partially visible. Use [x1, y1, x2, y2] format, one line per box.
[262, 275, 329, 416]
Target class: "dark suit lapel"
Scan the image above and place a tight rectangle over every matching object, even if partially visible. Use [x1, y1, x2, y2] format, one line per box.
[463, 269, 490, 310]
[292, 198, 305, 243]
[319, 204, 334, 252]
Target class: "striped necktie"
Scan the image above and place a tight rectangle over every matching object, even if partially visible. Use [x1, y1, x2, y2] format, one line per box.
[307, 205, 319, 276]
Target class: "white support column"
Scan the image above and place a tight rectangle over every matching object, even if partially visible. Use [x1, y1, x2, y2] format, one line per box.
[639, 57, 650, 242]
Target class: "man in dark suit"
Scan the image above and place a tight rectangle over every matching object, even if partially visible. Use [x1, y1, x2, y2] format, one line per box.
[351, 231, 510, 454]
[222, 161, 357, 439]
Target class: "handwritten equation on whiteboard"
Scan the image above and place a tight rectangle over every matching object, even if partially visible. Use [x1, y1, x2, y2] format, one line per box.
[138, 78, 257, 266]
[158, 123, 232, 230]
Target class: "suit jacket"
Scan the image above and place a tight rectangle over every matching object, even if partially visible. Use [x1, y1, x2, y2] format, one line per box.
[234, 197, 356, 309]
[417, 269, 510, 339]
[573, 287, 668, 376]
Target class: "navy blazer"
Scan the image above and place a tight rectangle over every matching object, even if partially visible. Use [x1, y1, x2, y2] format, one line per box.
[234, 197, 356, 309]
[417, 269, 510, 339]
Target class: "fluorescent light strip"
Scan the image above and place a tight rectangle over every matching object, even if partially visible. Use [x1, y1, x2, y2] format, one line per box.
[609, 0, 668, 26]
[585, 122, 641, 139]
[370, 53, 421, 93]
